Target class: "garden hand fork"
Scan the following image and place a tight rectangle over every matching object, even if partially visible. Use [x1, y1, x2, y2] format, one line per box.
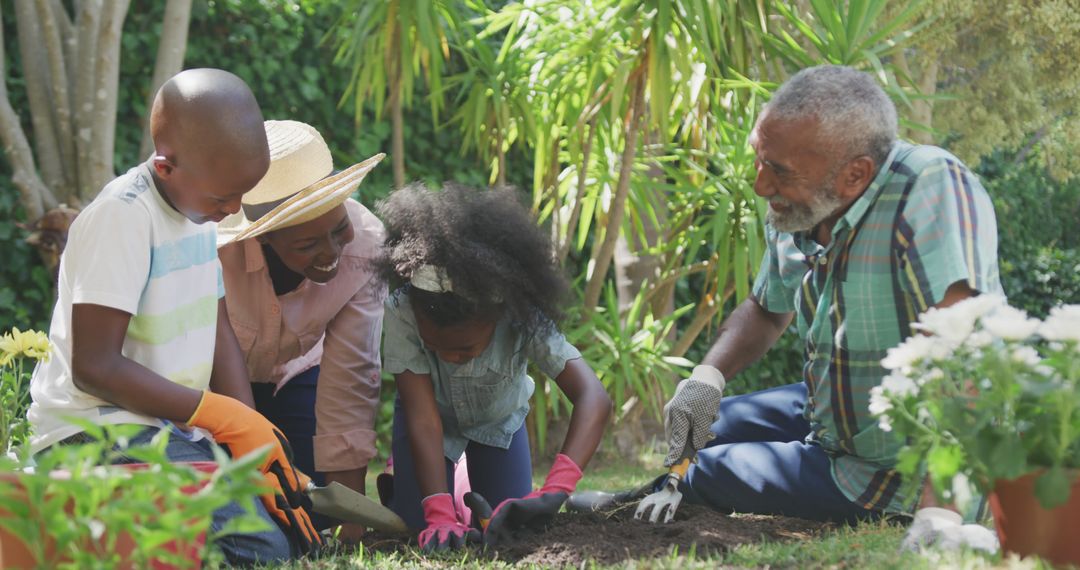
[634, 439, 695, 523]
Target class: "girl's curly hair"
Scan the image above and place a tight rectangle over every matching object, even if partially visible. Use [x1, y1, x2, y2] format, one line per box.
[372, 183, 569, 334]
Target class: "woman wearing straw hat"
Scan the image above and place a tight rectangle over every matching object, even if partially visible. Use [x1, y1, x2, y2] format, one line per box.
[217, 120, 386, 542]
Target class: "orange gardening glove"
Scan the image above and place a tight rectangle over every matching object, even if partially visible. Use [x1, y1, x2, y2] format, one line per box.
[187, 391, 322, 554]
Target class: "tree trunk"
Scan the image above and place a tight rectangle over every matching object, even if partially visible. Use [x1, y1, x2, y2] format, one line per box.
[84, 1, 131, 197]
[670, 281, 735, 357]
[35, 0, 73, 146]
[613, 125, 669, 317]
[0, 1, 193, 276]
[138, 0, 193, 159]
[72, 1, 103, 200]
[13, 1, 67, 194]
[495, 129, 506, 187]
[0, 99, 55, 219]
[390, 47, 406, 189]
[1, 5, 54, 219]
[390, 80, 405, 188]
[895, 49, 937, 145]
[582, 74, 645, 313]
[557, 119, 595, 264]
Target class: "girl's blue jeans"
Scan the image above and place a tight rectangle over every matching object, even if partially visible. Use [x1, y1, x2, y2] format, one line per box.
[388, 396, 533, 529]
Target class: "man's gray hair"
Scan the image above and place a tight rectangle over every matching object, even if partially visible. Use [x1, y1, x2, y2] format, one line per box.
[765, 65, 898, 167]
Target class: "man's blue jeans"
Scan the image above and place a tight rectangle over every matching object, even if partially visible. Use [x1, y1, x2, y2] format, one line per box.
[678, 382, 881, 524]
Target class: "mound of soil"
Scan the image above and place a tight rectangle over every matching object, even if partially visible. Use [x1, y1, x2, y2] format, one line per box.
[491, 503, 828, 565]
[357, 503, 831, 566]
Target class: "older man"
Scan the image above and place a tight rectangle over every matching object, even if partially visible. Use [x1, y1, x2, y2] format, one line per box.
[578, 65, 1002, 523]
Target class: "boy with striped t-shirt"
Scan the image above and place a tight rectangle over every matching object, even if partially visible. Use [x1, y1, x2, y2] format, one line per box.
[28, 69, 319, 563]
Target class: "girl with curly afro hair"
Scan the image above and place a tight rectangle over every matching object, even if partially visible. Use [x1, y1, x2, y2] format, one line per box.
[372, 183, 611, 551]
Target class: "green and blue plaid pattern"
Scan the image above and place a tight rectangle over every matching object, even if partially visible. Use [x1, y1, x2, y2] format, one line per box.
[751, 141, 1002, 513]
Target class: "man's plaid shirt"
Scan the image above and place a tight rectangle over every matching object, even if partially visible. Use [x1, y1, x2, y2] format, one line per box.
[750, 141, 1002, 513]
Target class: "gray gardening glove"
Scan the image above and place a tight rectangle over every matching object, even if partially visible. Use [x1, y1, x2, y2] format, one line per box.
[662, 365, 725, 467]
[900, 508, 999, 554]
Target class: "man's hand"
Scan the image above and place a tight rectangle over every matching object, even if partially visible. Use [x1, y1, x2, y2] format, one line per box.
[187, 391, 322, 554]
[482, 454, 581, 545]
[663, 365, 725, 466]
[900, 507, 998, 553]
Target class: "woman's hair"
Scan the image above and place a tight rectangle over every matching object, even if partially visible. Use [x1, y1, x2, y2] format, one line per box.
[372, 183, 569, 334]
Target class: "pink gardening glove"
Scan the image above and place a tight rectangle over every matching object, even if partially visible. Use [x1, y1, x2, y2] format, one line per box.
[418, 493, 480, 552]
[483, 454, 582, 545]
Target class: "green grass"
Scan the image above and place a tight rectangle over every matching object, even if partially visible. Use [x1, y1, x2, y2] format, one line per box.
[265, 520, 1052, 570]
[258, 459, 1060, 570]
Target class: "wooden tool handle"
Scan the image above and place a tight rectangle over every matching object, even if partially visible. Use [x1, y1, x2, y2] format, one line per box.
[669, 457, 692, 478]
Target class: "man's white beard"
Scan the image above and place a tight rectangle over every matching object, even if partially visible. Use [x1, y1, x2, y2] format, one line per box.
[767, 185, 845, 233]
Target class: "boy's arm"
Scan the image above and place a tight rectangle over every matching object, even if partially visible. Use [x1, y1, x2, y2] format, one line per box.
[209, 298, 255, 407]
[71, 303, 202, 421]
[552, 358, 612, 470]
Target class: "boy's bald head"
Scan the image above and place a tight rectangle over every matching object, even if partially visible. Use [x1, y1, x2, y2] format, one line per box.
[151, 68, 268, 165]
[148, 68, 270, 224]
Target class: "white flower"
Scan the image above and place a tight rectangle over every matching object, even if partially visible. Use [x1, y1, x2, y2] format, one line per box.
[981, 305, 1041, 340]
[920, 367, 945, 386]
[87, 519, 105, 540]
[881, 371, 918, 397]
[951, 472, 975, 514]
[1039, 304, 1080, 342]
[869, 385, 894, 416]
[883, 335, 947, 370]
[1010, 345, 1041, 367]
[964, 330, 995, 348]
[913, 295, 1006, 342]
[869, 382, 903, 432]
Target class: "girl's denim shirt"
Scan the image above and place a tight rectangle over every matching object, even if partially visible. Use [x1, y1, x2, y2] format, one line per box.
[383, 288, 581, 460]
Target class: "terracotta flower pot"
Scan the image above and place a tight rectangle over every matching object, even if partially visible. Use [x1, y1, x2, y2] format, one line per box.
[989, 470, 1080, 567]
[0, 461, 216, 570]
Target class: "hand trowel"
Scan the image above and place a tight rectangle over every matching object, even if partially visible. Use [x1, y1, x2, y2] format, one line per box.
[306, 481, 409, 533]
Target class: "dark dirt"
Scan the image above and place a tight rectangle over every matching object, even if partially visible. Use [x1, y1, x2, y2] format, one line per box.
[356, 503, 832, 566]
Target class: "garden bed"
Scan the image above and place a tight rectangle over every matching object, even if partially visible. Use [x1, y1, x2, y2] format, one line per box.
[359, 503, 830, 566]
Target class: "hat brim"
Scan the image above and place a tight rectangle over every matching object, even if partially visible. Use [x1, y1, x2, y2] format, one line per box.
[217, 153, 384, 247]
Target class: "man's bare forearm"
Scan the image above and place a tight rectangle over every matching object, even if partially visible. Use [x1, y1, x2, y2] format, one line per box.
[700, 298, 794, 379]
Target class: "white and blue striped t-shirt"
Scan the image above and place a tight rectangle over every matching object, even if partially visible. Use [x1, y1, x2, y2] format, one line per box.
[28, 161, 224, 452]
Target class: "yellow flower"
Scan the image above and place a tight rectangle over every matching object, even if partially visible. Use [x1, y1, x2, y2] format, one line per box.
[0, 327, 50, 365]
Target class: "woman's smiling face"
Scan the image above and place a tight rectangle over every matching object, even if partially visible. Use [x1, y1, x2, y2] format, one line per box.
[261, 204, 354, 283]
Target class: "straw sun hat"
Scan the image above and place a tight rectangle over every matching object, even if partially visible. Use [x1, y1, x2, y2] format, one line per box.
[216, 120, 384, 245]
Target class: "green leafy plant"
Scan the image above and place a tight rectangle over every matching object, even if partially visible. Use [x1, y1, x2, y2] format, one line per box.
[0, 187, 53, 332]
[560, 285, 692, 422]
[0, 327, 49, 456]
[0, 422, 270, 569]
[870, 296, 1080, 509]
